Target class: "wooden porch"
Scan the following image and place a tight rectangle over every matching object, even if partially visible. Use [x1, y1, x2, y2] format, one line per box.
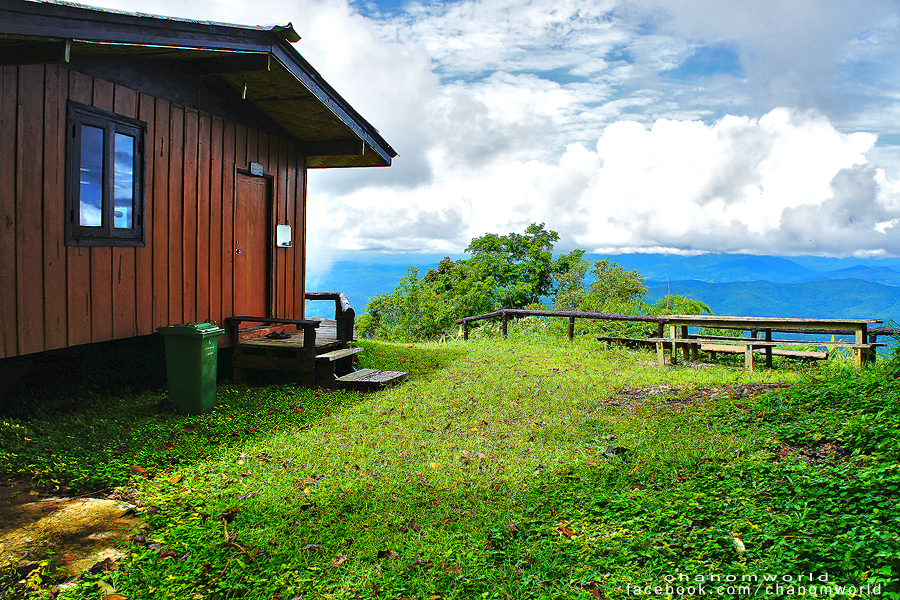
[225, 293, 407, 389]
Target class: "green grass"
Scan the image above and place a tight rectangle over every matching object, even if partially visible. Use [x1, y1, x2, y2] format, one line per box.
[2, 332, 899, 599]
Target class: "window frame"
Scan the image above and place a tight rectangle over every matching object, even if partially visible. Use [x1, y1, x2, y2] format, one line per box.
[66, 101, 146, 247]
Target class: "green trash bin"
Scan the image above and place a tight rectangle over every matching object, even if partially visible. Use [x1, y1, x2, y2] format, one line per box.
[157, 323, 225, 415]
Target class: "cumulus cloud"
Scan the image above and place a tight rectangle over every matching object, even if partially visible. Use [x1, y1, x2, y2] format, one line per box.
[77, 0, 900, 258]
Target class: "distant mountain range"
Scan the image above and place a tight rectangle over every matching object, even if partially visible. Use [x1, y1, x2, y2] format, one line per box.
[597, 253, 900, 285]
[305, 253, 900, 324]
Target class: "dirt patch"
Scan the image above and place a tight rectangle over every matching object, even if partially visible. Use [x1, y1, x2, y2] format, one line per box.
[605, 382, 791, 411]
[0, 480, 139, 583]
[777, 442, 849, 466]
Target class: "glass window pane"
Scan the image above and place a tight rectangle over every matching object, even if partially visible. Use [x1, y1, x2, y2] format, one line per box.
[113, 132, 134, 229]
[79, 125, 104, 227]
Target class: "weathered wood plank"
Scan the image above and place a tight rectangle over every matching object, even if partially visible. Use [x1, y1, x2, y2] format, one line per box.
[0, 66, 17, 357]
[16, 64, 44, 354]
[42, 65, 67, 351]
[336, 369, 408, 384]
[284, 140, 297, 318]
[182, 108, 198, 322]
[196, 111, 212, 322]
[209, 115, 223, 329]
[230, 123, 247, 326]
[315, 346, 364, 361]
[151, 98, 170, 329]
[220, 120, 236, 343]
[136, 92, 155, 335]
[167, 104, 184, 324]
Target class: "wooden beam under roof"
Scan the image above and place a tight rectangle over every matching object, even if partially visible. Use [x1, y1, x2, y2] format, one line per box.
[0, 39, 70, 66]
[302, 139, 365, 157]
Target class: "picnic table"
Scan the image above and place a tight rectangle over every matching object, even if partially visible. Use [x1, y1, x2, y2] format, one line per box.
[650, 315, 882, 370]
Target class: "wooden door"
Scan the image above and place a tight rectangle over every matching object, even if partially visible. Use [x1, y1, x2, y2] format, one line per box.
[233, 174, 270, 317]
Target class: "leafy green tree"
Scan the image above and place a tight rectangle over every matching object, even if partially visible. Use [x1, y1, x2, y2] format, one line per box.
[552, 258, 653, 337]
[648, 294, 711, 316]
[359, 224, 583, 340]
[357, 260, 498, 341]
[553, 257, 648, 315]
[466, 223, 582, 309]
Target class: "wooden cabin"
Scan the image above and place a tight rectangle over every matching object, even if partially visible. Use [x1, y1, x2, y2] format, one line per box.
[0, 0, 396, 362]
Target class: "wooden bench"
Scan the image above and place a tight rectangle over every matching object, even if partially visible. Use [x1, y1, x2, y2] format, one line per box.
[693, 335, 883, 364]
[650, 336, 882, 371]
[665, 315, 882, 369]
[647, 337, 779, 370]
[315, 346, 364, 380]
[700, 343, 827, 361]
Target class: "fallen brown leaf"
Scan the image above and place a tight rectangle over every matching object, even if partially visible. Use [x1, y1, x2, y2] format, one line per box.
[332, 553, 348, 567]
[405, 558, 432, 571]
[557, 523, 576, 539]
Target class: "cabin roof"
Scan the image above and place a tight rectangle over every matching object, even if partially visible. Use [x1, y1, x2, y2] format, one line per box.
[0, 0, 397, 168]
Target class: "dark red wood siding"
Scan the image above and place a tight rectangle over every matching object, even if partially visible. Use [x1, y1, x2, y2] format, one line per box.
[0, 64, 308, 358]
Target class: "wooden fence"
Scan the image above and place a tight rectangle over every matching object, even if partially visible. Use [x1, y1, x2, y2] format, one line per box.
[456, 309, 667, 341]
[456, 309, 898, 345]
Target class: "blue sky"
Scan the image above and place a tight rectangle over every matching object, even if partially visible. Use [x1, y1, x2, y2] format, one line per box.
[77, 0, 900, 272]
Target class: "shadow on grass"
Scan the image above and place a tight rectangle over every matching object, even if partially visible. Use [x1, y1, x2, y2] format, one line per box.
[0, 338, 467, 494]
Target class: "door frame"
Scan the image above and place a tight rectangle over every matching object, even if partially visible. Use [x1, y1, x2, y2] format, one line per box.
[234, 167, 276, 318]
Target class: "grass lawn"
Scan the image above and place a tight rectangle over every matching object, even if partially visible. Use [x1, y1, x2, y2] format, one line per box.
[1, 333, 899, 599]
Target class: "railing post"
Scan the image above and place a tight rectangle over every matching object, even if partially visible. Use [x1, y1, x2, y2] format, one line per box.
[568, 316, 575, 341]
[501, 312, 508, 338]
[463, 321, 469, 341]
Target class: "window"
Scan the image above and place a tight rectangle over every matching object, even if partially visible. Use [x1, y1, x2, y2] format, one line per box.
[66, 102, 145, 246]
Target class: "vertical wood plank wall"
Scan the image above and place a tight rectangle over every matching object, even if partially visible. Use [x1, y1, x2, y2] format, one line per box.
[0, 64, 308, 359]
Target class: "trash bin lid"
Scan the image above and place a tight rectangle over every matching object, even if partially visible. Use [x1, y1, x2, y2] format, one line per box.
[157, 322, 225, 337]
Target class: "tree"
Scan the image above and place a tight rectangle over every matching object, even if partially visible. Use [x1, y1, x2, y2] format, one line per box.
[552, 257, 651, 337]
[466, 223, 582, 309]
[648, 294, 711, 316]
[359, 223, 581, 340]
[357, 260, 498, 341]
[553, 258, 648, 314]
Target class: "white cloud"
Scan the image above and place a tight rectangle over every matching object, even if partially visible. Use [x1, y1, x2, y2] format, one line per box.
[74, 0, 900, 258]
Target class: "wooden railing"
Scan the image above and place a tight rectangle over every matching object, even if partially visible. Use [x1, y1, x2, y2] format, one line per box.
[456, 309, 668, 341]
[456, 310, 898, 345]
[305, 292, 355, 343]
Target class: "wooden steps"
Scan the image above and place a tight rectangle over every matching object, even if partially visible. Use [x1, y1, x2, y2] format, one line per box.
[233, 331, 407, 389]
[316, 346, 365, 361]
[335, 368, 408, 389]
[315, 346, 364, 379]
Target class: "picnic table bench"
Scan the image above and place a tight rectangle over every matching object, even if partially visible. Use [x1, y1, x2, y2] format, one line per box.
[653, 315, 883, 371]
